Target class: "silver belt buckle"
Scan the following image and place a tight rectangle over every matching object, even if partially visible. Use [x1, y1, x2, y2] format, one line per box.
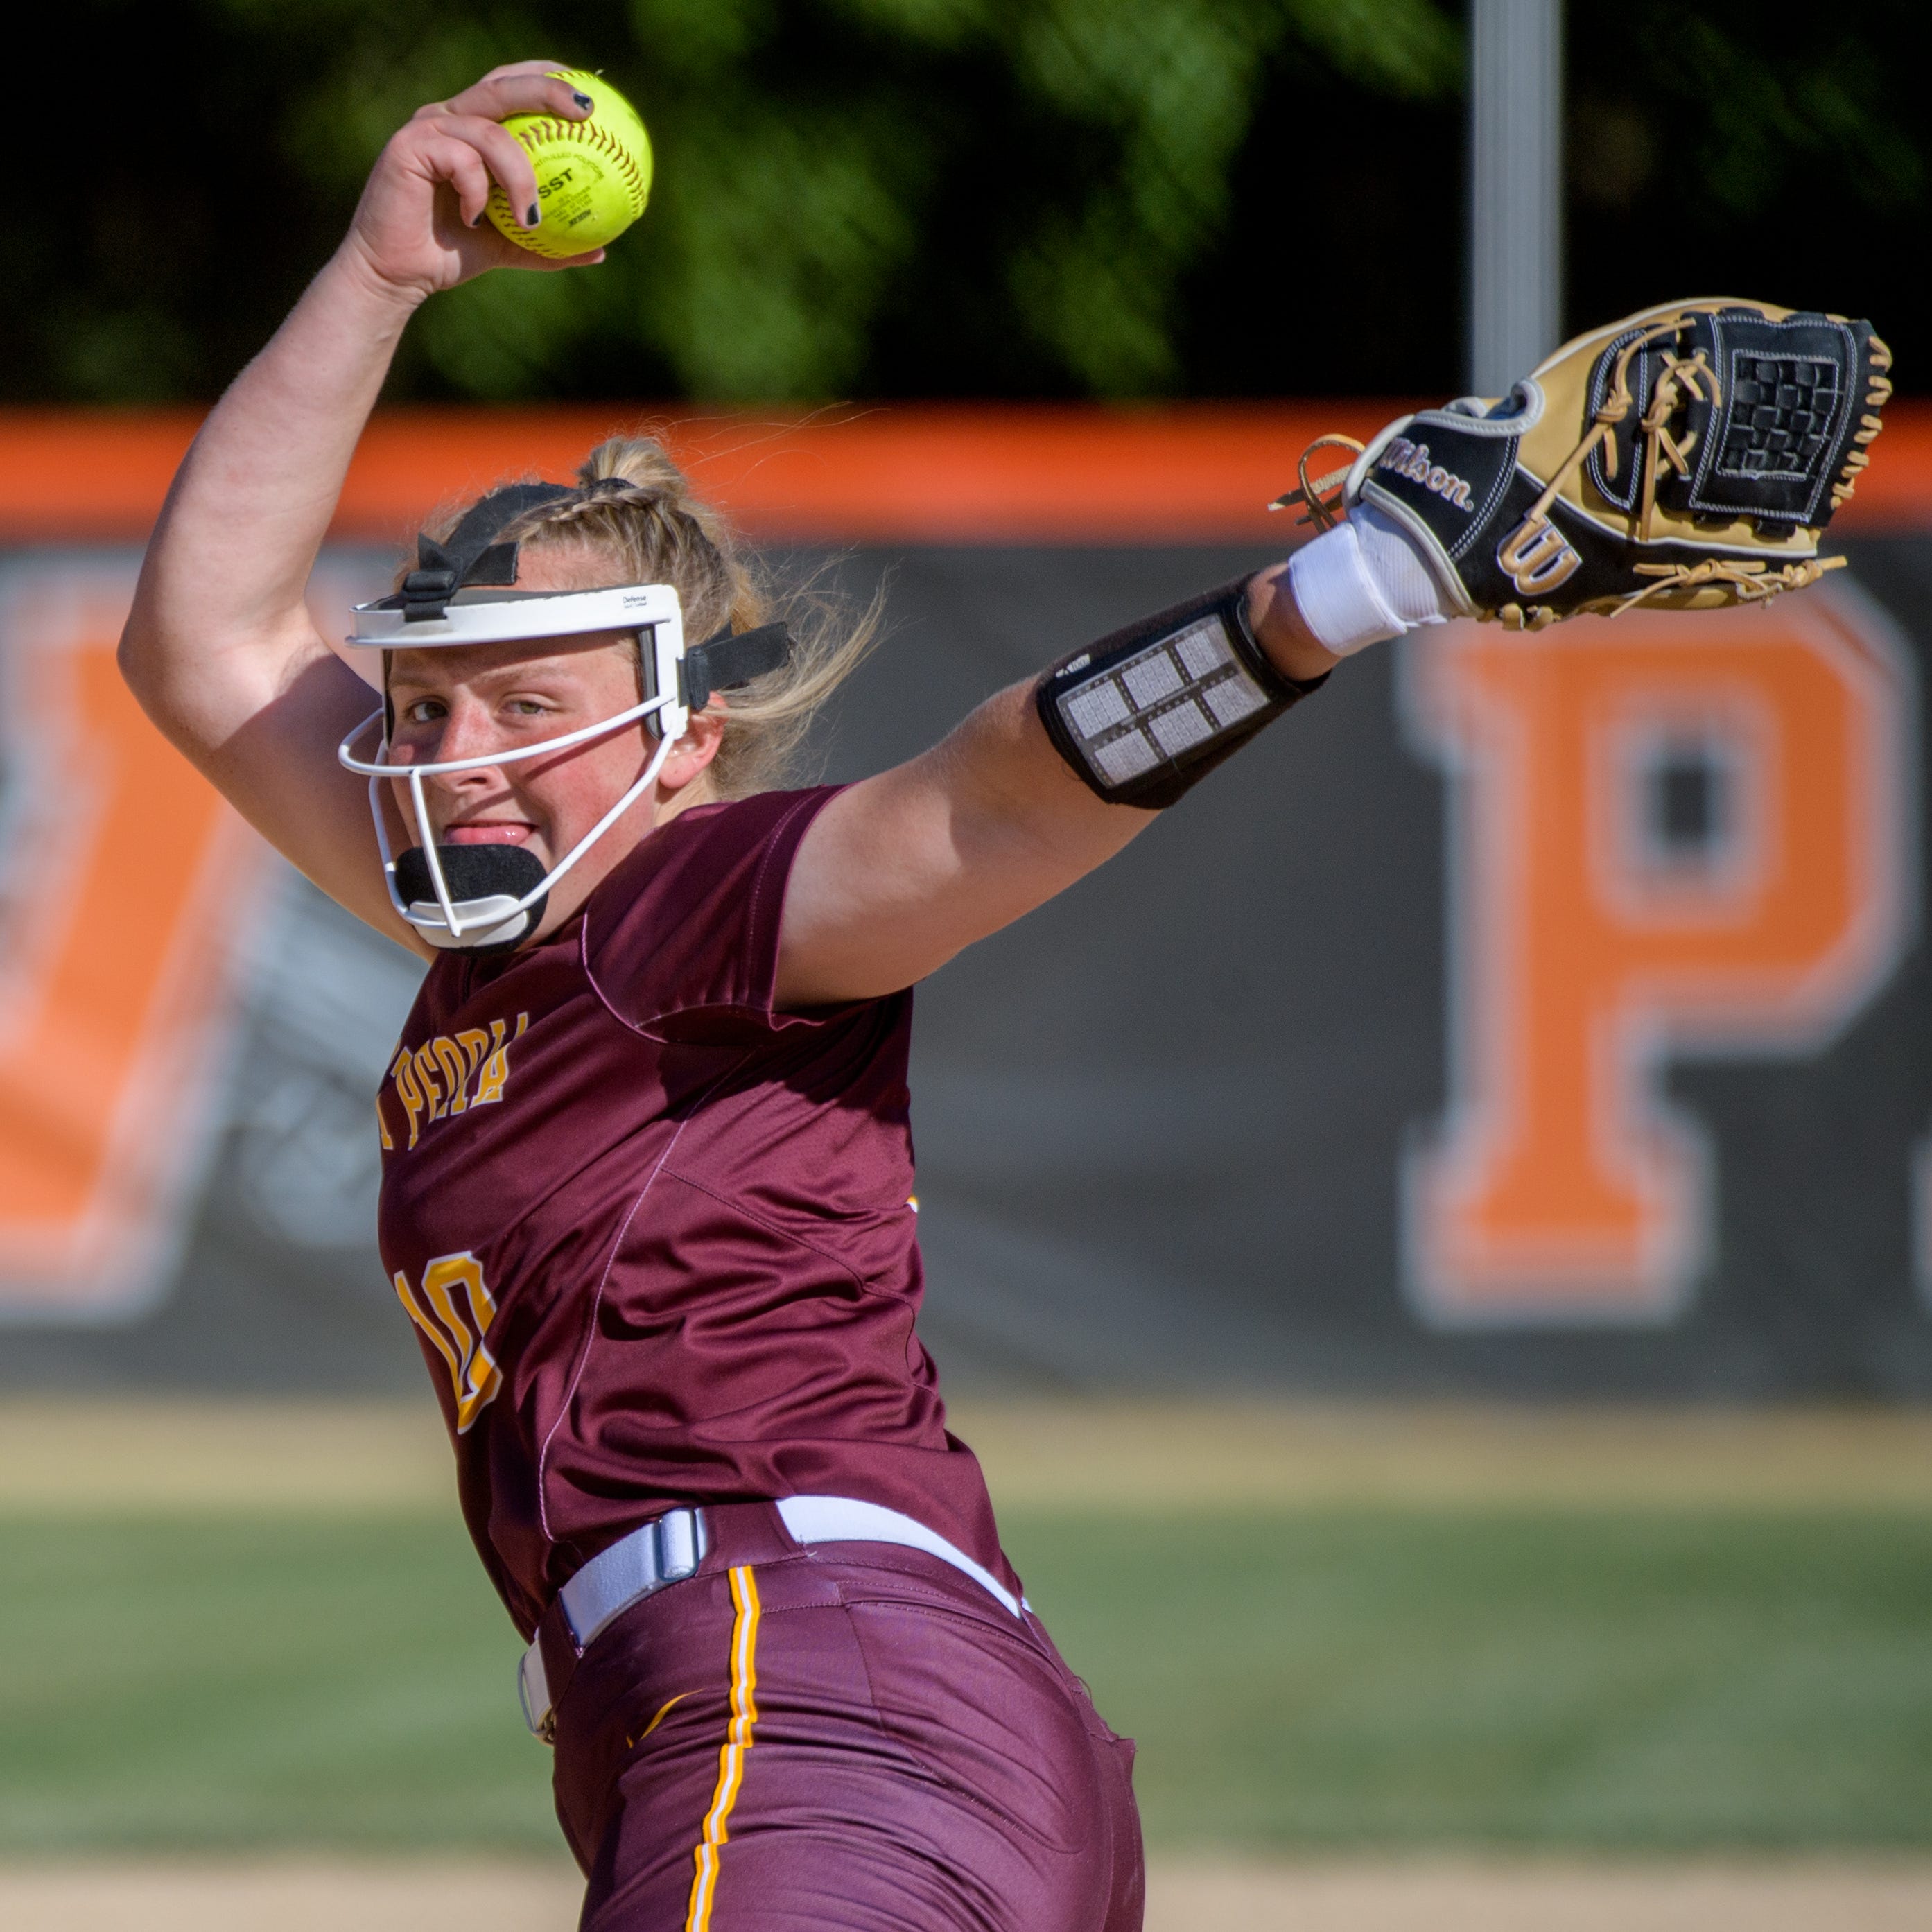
[516, 1507, 708, 1742]
[518, 1642, 554, 1743]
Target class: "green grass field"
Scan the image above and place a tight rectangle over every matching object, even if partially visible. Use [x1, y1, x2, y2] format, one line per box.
[4, 1506, 1929, 1855]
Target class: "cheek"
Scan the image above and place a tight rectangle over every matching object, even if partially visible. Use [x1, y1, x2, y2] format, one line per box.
[516, 731, 656, 834]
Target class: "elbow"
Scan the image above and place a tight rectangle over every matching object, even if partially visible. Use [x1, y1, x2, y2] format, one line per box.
[116, 599, 186, 735]
[116, 613, 157, 708]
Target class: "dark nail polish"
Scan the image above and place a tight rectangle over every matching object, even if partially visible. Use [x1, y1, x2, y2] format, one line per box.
[573, 91, 593, 111]
[468, 209, 483, 227]
[525, 202, 541, 227]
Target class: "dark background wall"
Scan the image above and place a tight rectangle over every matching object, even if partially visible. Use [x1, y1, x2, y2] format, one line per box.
[4, 535, 1928, 1397]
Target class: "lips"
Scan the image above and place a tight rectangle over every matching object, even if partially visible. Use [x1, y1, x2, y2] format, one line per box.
[443, 821, 537, 846]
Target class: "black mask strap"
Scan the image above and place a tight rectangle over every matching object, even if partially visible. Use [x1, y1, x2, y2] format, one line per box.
[401, 482, 579, 621]
[681, 623, 793, 712]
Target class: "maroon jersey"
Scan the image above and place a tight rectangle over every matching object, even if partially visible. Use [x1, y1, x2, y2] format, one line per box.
[376, 786, 1013, 1638]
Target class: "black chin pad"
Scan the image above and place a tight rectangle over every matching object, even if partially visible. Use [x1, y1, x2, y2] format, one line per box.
[395, 844, 549, 951]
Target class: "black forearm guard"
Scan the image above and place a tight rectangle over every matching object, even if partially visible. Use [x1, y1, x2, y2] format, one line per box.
[1034, 577, 1325, 808]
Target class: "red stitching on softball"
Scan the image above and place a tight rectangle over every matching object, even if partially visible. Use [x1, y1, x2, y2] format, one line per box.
[519, 118, 647, 205]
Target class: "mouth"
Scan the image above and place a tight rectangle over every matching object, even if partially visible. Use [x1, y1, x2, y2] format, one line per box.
[442, 820, 539, 847]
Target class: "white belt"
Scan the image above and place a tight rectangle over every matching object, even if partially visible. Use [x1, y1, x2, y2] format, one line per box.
[518, 1493, 1020, 1737]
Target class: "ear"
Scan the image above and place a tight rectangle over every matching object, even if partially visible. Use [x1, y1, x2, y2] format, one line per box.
[656, 704, 726, 795]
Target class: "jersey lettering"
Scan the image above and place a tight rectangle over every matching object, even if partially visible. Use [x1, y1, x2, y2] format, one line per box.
[394, 1250, 502, 1431]
[475, 1014, 528, 1106]
[383, 1013, 529, 1149]
[432, 1036, 472, 1113]
[412, 1045, 446, 1122]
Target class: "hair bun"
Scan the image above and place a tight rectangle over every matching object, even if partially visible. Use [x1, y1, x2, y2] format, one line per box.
[575, 435, 693, 504]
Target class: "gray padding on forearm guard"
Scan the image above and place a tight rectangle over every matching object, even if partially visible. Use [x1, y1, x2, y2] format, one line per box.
[1035, 577, 1326, 808]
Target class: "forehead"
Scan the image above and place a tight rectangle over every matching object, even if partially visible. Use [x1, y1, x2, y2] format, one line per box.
[386, 629, 636, 687]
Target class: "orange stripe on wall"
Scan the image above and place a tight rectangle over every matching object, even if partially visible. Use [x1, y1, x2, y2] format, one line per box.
[5, 401, 1932, 548]
[0, 586, 268, 1310]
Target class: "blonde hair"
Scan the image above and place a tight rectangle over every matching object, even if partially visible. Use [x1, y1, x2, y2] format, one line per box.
[417, 435, 881, 799]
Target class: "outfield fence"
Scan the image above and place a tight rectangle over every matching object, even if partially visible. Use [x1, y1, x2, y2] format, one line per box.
[3, 408, 1932, 1395]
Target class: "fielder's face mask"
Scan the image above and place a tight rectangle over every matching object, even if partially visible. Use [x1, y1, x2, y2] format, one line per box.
[336, 481, 790, 952]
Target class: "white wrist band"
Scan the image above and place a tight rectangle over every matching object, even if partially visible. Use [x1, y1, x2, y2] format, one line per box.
[1287, 521, 1410, 657]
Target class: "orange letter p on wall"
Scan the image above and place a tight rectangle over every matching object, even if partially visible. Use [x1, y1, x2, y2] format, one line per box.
[1400, 588, 1915, 1324]
[0, 559, 272, 1321]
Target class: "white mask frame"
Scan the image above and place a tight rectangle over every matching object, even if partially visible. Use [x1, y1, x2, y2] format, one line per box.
[336, 583, 691, 950]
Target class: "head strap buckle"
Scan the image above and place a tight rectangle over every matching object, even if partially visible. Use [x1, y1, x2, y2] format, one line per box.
[402, 481, 579, 620]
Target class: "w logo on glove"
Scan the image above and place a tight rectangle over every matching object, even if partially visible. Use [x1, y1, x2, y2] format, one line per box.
[1497, 513, 1583, 599]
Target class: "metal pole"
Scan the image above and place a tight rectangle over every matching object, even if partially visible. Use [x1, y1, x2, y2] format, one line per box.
[1468, 0, 1563, 396]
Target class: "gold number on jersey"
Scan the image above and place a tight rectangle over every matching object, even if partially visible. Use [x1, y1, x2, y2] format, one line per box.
[393, 1251, 502, 1431]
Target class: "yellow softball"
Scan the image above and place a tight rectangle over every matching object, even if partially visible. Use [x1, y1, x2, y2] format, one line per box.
[487, 68, 652, 259]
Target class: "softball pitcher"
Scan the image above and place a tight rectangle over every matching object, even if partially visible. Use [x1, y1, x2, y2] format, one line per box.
[120, 57, 1886, 1932]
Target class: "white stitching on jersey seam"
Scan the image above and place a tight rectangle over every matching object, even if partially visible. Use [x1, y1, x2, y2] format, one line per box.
[532, 1047, 757, 1548]
[660, 1166, 873, 1295]
[573, 793, 823, 1038]
[742, 794, 816, 996]
[539, 791, 840, 1547]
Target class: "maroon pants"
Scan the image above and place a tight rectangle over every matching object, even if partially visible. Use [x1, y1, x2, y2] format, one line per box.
[548, 1503, 1144, 1932]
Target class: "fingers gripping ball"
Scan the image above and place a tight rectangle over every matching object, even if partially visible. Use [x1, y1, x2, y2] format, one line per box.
[487, 69, 652, 257]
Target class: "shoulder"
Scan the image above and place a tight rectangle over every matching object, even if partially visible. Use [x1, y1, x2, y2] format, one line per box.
[659, 785, 839, 864]
[604, 785, 842, 920]
[580, 785, 846, 1033]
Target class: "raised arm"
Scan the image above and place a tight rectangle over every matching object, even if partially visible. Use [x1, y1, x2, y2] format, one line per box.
[118, 62, 600, 944]
[775, 570, 1342, 1005]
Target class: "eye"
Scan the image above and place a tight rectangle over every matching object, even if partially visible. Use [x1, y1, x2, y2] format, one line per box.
[402, 698, 446, 724]
[505, 698, 550, 717]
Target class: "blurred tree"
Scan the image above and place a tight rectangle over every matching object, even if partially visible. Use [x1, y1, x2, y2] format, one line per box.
[1564, 0, 1929, 388]
[8, 0, 1459, 401]
[243, 0, 1462, 399]
[2, 0, 1926, 404]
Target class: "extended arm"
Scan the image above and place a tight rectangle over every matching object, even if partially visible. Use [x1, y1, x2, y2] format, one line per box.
[775, 568, 1341, 1005]
[782, 291, 1894, 1002]
[117, 63, 596, 946]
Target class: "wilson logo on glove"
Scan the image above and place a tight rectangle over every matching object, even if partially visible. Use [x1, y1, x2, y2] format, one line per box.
[1374, 438, 1477, 513]
[1276, 297, 1892, 633]
[1495, 512, 1582, 595]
